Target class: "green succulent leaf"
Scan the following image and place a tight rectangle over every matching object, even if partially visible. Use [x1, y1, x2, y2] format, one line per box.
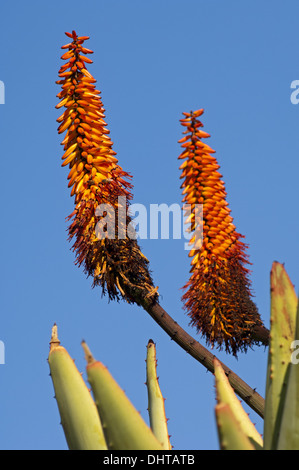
[276, 299, 299, 449]
[214, 358, 263, 449]
[146, 339, 172, 449]
[263, 262, 298, 449]
[215, 403, 256, 450]
[82, 341, 164, 450]
[48, 325, 107, 450]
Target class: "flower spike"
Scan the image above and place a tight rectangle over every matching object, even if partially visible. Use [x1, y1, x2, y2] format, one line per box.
[179, 109, 263, 355]
[57, 31, 157, 303]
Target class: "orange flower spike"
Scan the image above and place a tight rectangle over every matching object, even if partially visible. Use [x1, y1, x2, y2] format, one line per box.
[57, 31, 157, 303]
[178, 110, 263, 355]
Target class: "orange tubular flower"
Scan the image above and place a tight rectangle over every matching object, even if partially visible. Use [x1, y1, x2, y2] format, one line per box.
[56, 31, 157, 302]
[179, 109, 263, 355]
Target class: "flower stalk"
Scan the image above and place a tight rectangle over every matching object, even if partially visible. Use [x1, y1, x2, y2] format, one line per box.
[56, 30, 157, 303]
[178, 109, 264, 355]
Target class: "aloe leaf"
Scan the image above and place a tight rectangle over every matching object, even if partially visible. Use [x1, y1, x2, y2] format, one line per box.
[48, 325, 107, 450]
[263, 262, 298, 449]
[146, 339, 172, 449]
[276, 299, 299, 449]
[82, 341, 164, 450]
[215, 403, 256, 450]
[213, 358, 263, 449]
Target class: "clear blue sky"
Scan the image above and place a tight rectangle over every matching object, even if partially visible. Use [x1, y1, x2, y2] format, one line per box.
[0, 0, 298, 450]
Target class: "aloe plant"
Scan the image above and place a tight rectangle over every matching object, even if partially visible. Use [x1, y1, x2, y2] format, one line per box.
[82, 340, 164, 450]
[215, 403, 257, 450]
[146, 339, 172, 450]
[49, 326, 168, 450]
[48, 262, 299, 450]
[214, 358, 263, 449]
[214, 261, 299, 450]
[48, 324, 107, 450]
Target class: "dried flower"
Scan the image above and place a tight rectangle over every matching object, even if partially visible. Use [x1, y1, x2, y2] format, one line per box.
[179, 109, 263, 354]
[57, 31, 157, 302]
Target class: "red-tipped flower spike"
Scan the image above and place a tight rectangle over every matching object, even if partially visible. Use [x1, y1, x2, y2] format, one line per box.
[179, 109, 263, 355]
[56, 31, 157, 302]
